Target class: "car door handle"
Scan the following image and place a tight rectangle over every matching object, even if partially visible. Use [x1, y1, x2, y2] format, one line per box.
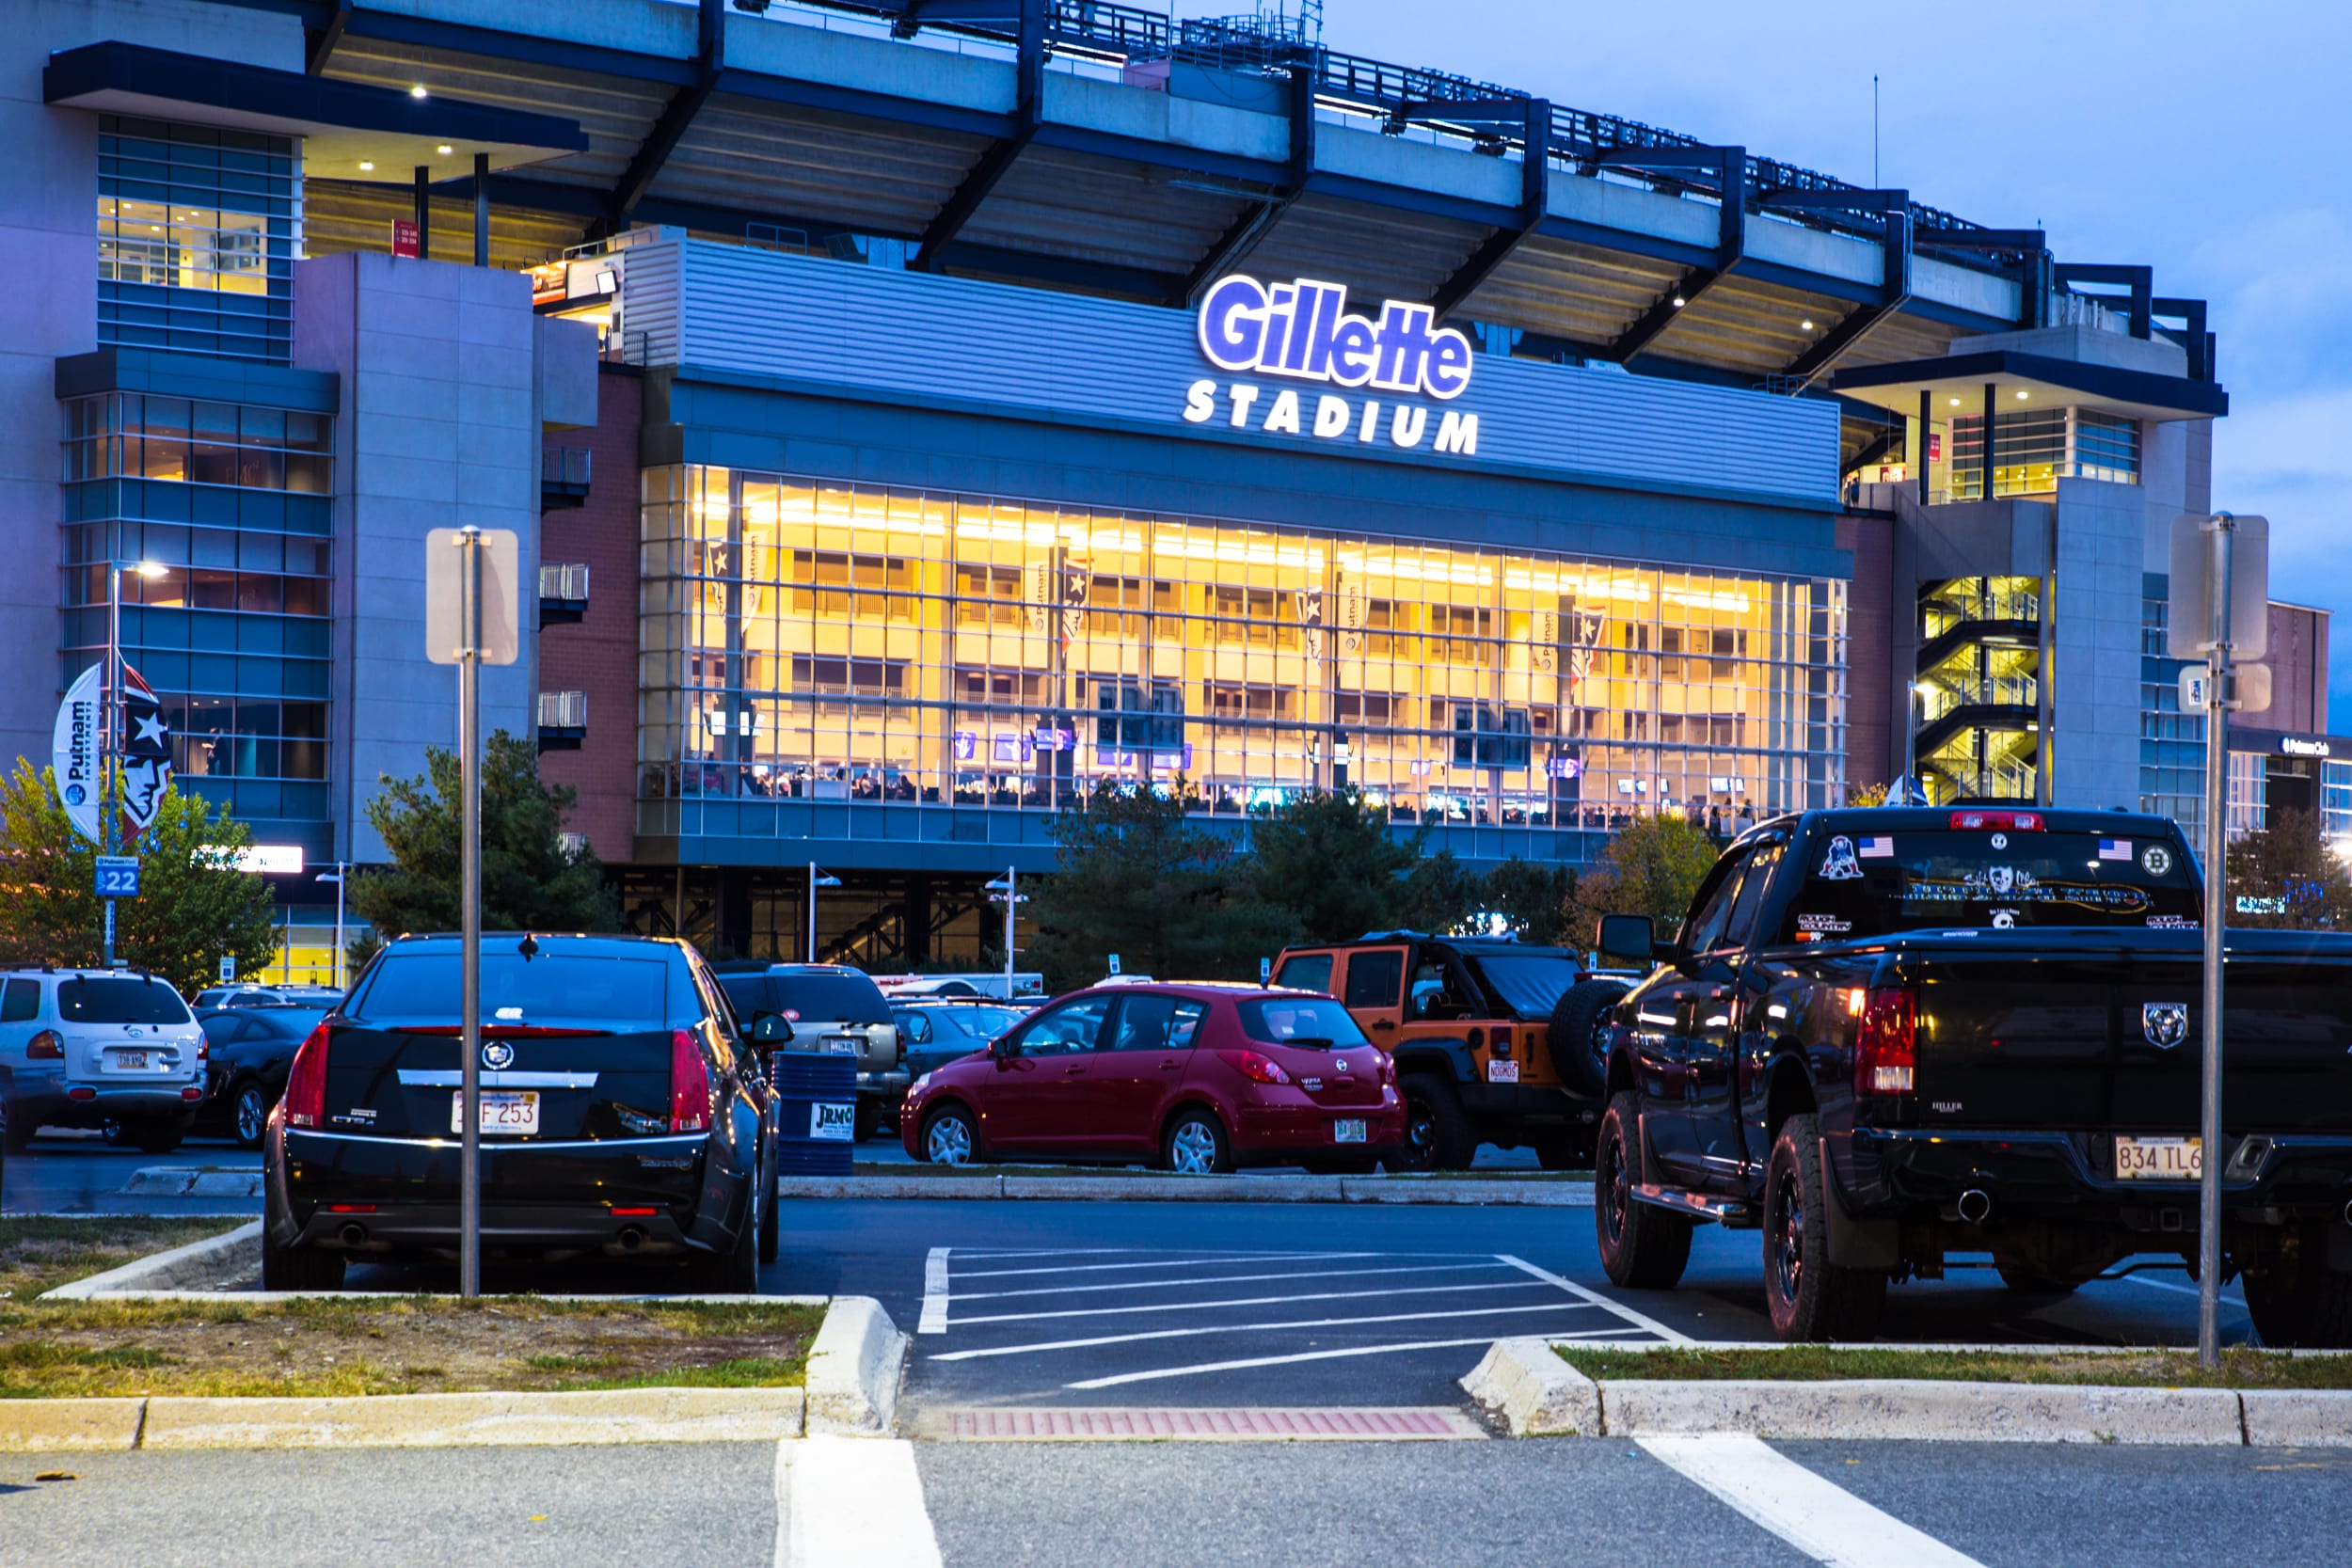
[1064, 1064, 1087, 1076]
[1158, 1059, 1183, 1071]
[1372, 1020, 1395, 1031]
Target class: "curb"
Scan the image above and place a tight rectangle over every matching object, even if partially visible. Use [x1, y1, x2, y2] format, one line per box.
[42, 1220, 261, 1300]
[779, 1173, 1594, 1206]
[804, 1296, 907, 1435]
[1457, 1339, 2350, 1446]
[1460, 1338, 1601, 1435]
[0, 1399, 148, 1453]
[140, 1387, 808, 1449]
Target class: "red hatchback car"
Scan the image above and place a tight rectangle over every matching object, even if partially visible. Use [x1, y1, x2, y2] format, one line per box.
[898, 982, 1406, 1173]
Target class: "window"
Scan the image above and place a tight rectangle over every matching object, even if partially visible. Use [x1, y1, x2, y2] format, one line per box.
[1274, 954, 1334, 994]
[0, 979, 40, 1023]
[1679, 853, 1754, 953]
[1234, 997, 1370, 1047]
[57, 976, 191, 1024]
[1342, 950, 1404, 1009]
[1105, 994, 1208, 1052]
[1013, 996, 1113, 1055]
[98, 118, 297, 364]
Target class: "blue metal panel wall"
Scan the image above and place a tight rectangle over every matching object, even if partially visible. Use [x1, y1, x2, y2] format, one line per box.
[622, 236, 1842, 510]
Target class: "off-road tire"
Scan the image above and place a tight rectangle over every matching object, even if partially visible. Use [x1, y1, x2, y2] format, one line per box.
[1594, 1091, 1692, 1289]
[687, 1180, 762, 1293]
[1162, 1109, 1235, 1175]
[1547, 980, 1629, 1098]
[261, 1232, 345, 1291]
[1763, 1113, 1886, 1341]
[2244, 1230, 2352, 1349]
[1398, 1072, 1478, 1171]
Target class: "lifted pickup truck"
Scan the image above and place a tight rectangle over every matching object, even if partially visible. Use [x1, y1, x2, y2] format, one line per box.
[1593, 805, 2352, 1344]
[1272, 934, 1631, 1169]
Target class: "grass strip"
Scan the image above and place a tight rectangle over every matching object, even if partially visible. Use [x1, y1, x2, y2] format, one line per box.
[1559, 1344, 2352, 1390]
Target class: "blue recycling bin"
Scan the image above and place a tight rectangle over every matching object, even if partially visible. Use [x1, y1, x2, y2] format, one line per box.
[771, 1049, 858, 1177]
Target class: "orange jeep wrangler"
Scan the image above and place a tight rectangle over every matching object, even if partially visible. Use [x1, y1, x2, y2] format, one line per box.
[1270, 933, 1633, 1170]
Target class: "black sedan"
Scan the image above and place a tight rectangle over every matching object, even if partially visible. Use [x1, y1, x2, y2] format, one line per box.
[196, 1006, 325, 1148]
[262, 933, 780, 1291]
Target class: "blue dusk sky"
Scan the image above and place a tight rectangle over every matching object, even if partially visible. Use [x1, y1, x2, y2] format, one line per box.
[1284, 0, 2352, 717]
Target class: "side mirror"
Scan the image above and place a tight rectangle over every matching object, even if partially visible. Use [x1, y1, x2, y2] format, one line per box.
[751, 1013, 794, 1045]
[990, 1035, 1017, 1061]
[1595, 913, 1657, 968]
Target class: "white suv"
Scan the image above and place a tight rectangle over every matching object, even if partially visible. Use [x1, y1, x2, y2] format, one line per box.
[0, 969, 206, 1153]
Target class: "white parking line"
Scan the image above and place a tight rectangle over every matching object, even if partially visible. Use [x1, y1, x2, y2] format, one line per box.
[919, 1247, 950, 1336]
[946, 1277, 1556, 1327]
[1062, 1325, 1649, 1391]
[1639, 1434, 1985, 1567]
[952, 1259, 1517, 1302]
[947, 1251, 1391, 1280]
[930, 1299, 1605, 1362]
[2123, 1275, 2246, 1307]
[774, 1437, 943, 1568]
[1496, 1253, 1696, 1346]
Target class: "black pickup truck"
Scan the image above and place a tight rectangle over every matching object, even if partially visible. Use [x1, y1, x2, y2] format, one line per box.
[1591, 805, 2352, 1345]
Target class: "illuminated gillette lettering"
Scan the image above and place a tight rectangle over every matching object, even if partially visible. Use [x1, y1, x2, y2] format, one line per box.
[1199, 275, 1474, 400]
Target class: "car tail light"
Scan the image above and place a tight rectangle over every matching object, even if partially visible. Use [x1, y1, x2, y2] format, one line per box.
[1377, 1052, 1396, 1086]
[670, 1029, 712, 1132]
[1217, 1049, 1293, 1085]
[181, 1085, 202, 1101]
[283, 1021, 331, 1129]
[611, 1206, 660, 1217]
[1949, 810, 2042, 832]
[326, 1203, 375, 1214]
[26, 1030, 61, 1060]
[67, 1086, 95, 1101]
[1854, 988, 1916, 1096]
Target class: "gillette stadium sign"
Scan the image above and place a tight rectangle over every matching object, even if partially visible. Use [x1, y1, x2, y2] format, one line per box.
[1184, 275, 1483, 457]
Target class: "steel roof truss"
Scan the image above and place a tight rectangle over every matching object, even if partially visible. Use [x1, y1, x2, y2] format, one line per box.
[914, 0, 1043, 271]
[1599, 145, 1743, 362]
[1425, 98, 1550, 321]
[594, 0, 725, 241]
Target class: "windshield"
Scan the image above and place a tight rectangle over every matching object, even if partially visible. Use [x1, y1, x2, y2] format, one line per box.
[770, 973, 891, 1026]
[1234, 997, 1370, 1049]
[57, 977, 192, 1025]
[1782, 828, 2202, 942]
[930, 1006, 1025, 1040]
[352, 953, 671, 1028]
[1463, 953, 1580, 1018]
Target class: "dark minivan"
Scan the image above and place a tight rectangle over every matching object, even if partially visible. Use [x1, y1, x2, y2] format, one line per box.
[262, 933, 780, 1291]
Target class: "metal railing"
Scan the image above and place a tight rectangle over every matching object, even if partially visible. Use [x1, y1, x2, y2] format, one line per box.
[539, 562, 591, 601]
[544, 446, 592, 491]
[1923, 587, 2041, 627]
[538, 689, 587, 729]
[1920, 675, 2039, 721]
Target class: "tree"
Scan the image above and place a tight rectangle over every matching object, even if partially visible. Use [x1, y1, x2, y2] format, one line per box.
[2226, 808, 2352, 930]
[1026, 784, 1295, 990]
[0, 762, 278, 994]
[1569, 811, 1723, 945]
[1248, 788, 1424, 943]
[1398, 849, 1484, 936]
[1481, 859, 1580, 946]
[348, 731, 620, 946]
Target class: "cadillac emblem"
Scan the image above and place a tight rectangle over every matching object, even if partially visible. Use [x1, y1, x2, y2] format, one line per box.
[2142, 1002, 2190, 1050]
[482, 1039, 516, 1070]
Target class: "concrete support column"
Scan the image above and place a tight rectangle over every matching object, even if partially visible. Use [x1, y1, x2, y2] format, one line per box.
[473, 152, 490, 267]
[1981, 382, 1997, 499]
[413, 166, 430, 260]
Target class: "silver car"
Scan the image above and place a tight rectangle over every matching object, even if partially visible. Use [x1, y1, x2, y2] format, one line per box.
[0, 969, 205, 1153]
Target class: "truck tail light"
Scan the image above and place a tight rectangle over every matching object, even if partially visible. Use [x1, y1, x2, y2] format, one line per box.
[1216, 1049, 1293, 1086]
[1949, 810, 2042, 832]
[1855, 988, 1916, 1096]
[670, 1029, 712, 1132]
[283, 1021, 331, 1128]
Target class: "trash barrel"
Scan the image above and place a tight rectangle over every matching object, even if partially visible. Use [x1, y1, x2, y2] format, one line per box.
[771, 1047, 858, 1177]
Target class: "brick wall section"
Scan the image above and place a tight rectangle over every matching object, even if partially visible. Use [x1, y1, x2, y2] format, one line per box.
[537, 368, 643, 864]
[1838, 512, 1894, 794]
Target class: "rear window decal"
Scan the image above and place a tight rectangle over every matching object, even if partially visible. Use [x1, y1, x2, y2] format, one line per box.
[2099, 838, 2132, 861]
[1795, 913, 1851, 934]
[1817, 836, 1862, 879]
[2148, 913, 2198, 928]
[1989, 909, 2018, 928]
[2140, 845, 2174, 876]
[1858, 834, 1894, 859]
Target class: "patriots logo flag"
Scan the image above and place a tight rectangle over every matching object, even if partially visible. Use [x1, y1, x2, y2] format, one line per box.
[2098, 838, 2132, 861]
[117, 662, 173, 836]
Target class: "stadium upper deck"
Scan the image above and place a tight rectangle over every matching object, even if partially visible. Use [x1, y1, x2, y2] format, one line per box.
[224, 0, 2210, 461]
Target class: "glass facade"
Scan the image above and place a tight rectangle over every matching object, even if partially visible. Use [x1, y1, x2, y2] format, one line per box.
[97, 117, 299, 365]
[1950, 406, 2140, 499]
[2139, 575, 2207, 847]
[636, 466, 1848, 855]
[60, 393, 334, 839]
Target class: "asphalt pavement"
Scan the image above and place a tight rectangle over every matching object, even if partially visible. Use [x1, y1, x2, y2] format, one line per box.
[7, 1437, 2348, 1568]
[1, 1133, 260, 1216]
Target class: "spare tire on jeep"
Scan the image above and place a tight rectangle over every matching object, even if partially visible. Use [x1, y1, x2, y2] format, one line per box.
[1547, 979, 1629, 1097]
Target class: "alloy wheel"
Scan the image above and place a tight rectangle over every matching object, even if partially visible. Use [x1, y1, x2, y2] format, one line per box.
[1168, 1121, 1219, 1175]
[927, 1115, 973, 1164]
[1772, 1165, 1805, 1305]
[1600, 1128, 1629, 1247]
[235, 1086, 268, 1145]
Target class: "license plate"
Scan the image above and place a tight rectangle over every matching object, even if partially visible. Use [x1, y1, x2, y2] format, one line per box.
[825, 1036, 863, 1056]
[2115, 1134, 2201, 1180]
[110, 1050, 151, 1071]
[1333, 1119, 1368, 1144]
[450, 1090, 540, 1135]
[1486, 1060, 1520, 1084]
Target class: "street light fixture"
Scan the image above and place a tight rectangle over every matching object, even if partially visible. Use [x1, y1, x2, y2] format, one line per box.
[805, 862, 842, 962]
[984, 867, 1029, 999]
[1892, 680, 1936, 806]
[315, 863, 349, 990]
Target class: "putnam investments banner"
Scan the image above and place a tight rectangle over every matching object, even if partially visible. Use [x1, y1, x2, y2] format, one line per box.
[51, 663, 102, 843]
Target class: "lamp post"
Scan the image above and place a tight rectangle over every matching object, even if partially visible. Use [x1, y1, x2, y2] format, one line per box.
[102, 561, 167, 966]
[1896, 679, 1934, 804]
[805, 862, 841, 963]
[984, 868, 1028, 1000]
[315, 864, 348, 990]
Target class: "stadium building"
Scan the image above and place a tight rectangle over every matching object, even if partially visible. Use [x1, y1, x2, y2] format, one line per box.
[3, 0, 2330, 969]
